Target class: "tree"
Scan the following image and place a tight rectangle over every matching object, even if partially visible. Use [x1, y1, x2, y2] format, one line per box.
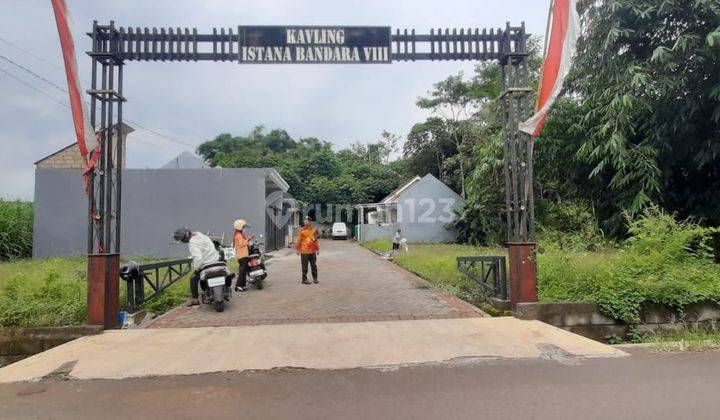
[378, 131, 400, 164]
[568, 0, 720, 230]
[416, 73, 480, 199]
[196, 126, 407, 209]
[404, 117, 454, 185]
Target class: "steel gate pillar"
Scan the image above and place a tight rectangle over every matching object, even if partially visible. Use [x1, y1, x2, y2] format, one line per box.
[500, 23, 537, 305]
[86, 21, 126, 328]
[87, 253, 120, 328]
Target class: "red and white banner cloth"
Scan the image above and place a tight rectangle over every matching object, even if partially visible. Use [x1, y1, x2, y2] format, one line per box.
[50, 0, 99, 161]
[519, 0, 580, 137]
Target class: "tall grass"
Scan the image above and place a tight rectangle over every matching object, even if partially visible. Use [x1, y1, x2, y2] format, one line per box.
[0, 200, 33, 260]
[0, 258, 87, 327]
[366, 209, 720, 323]
[538, 208, 720, 322]
[363, 239, 505, 306]
[0, 256, 192, 327]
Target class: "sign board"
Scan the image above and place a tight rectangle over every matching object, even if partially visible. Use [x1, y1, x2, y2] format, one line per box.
[238, 26, 391, 64]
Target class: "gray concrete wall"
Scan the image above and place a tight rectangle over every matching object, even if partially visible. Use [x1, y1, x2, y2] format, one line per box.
[515, 301, 720, 341]
[360, 224, 395, 242]
[33, 168, 272, 259]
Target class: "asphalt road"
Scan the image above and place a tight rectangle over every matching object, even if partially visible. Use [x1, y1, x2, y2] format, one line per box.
[2, 348, 719, 420]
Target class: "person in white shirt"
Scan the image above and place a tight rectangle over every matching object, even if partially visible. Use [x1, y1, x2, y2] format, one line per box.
[390, 228, 404, 259]
[173, 227, 221, 306]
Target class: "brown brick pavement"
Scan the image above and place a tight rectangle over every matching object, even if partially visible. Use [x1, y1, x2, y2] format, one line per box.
[146, 240, 485, 329]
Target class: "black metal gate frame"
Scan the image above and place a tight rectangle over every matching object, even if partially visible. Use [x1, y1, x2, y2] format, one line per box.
[122, 259, 193, 313]
[86, 21, 534, 256]
[457, 256, 508, 301]
[85, 21, 535, 305]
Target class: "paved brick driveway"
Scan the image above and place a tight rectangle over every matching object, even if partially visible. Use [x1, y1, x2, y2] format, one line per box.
[147, 240, 484, 328]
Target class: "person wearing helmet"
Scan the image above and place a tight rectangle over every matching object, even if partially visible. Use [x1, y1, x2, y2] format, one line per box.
[233, 219, 253, 292]
[173, 227, 220, 306]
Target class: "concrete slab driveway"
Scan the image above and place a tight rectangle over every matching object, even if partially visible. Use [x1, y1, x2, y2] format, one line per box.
[148, 240, 483, 328]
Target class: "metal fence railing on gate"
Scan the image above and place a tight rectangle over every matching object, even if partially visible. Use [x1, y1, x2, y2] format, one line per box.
[456, 256, 508, 302]
[120, 259, 193, 313]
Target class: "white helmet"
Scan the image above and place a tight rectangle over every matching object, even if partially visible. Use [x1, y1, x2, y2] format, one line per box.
[233, 219, 247, 230]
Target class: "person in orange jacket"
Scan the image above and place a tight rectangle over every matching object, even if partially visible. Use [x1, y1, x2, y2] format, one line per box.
[296, 216, 320, 284]
[233, 219, 252, 292]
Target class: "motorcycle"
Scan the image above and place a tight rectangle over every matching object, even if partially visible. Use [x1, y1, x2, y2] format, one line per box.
[246, 234, 268, 289]
[197, 239, 234, 312]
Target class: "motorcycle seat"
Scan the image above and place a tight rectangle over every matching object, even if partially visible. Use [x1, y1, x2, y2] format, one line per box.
[199, 261, 227, 272]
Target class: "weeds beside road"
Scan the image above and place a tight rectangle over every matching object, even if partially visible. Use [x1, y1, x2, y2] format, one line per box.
[0, 257, 196, 327]
[0, 200, 32, 260]
[364, 210, 720, 325]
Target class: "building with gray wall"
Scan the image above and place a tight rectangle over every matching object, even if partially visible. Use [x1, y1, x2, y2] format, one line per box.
[33, 167, 293, 259]
[356, 174, 463, 243]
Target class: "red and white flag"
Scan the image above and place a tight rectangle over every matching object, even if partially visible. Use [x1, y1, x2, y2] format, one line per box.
[50, 0, 98, 161]
[519, 0, 580, 137]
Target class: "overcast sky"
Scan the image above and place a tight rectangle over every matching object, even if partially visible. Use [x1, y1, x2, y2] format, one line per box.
[0, 0, 548, 200]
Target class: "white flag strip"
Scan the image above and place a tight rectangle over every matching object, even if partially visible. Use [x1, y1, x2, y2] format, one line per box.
[519, 0, 581, 137]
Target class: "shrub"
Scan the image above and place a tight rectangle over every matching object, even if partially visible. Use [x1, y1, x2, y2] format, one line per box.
[536, 199, 608, 251]
[0, 200, 33, 260]
[0, 258, 87, 327]
[538, 208, 720, 322]
[0, 257, 189, 327]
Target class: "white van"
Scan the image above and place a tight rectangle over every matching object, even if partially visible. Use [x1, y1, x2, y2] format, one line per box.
[332, 222, 348, 240]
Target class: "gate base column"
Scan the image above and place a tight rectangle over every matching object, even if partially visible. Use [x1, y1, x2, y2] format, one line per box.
[507, 242, 537, 306]
[87, 253, 120, 329]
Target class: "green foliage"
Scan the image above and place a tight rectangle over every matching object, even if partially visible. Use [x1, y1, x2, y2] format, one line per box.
[568, 0, 720, 229]
[643, 330, 720, 352]
[0, 200, 33, 260]
[141, 278, 189, 315]
[0, 257, 192, 327]
[0, 258, 86, 327]
[197, 126, 405, 207]
[362, 241, 506, 307]
[536, 200, 607, 251]
[370, 211, 720, 325]
[538, 209, 720, 322]
[363, 239, 393, 253]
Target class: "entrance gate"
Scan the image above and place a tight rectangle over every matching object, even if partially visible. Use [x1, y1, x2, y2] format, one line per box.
[86, 22, 536, 327]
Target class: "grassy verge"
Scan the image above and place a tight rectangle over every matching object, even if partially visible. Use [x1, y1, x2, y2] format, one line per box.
[0, 257, 199, 327]
[627, 330, 720, 352]
[363, 239, 505, 309]
[364, 208, 720, 324]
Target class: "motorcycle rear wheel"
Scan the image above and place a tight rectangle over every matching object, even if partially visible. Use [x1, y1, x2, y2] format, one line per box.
[212, 286, 225, 312]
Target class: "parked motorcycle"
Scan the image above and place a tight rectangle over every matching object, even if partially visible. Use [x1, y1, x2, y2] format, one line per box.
[247, 234, 268, 289]
[198, 260, 232, 312]
[198, 239, 234, 312]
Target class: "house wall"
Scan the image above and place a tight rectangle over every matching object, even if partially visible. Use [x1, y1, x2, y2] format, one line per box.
[35, 142, 127, 169]
[389, 175, 463, 243]
[33, 168, 271, 259]
[360, 224, 395, 242]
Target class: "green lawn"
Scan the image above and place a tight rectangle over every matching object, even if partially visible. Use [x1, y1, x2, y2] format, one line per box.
[364, 228, 720, 324]
[363, 239, 505, 308]
[0, 257, 203, 327]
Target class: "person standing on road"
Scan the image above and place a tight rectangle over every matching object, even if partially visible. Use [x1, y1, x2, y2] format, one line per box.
[296, 217, 320, 284]
[390, 228, 404, 259]
[233, 219, 252, 292]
